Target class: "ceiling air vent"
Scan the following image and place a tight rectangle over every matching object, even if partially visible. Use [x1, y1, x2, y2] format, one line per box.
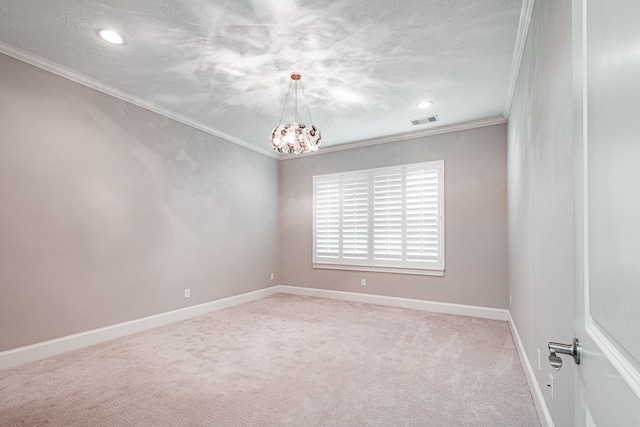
[411, 115, 439, 126]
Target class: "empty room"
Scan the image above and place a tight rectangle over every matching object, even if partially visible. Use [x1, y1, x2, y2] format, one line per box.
[1, 0, 638, 426]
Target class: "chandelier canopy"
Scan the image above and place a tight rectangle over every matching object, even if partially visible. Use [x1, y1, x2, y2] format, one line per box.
[270, 72, 321, 154]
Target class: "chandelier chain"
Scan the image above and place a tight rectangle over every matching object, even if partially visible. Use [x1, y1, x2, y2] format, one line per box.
[300, 81, 314, 126]
[278, 80, 293, 125]
[294, 79, 299, 123]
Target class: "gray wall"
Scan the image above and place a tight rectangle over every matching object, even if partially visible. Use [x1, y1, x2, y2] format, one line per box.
[279, 124, 508, 309]
[507, 0, 575, 425]
[0, 53, 279, 352]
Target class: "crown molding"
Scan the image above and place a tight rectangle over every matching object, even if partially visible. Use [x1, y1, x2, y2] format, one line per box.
[503, 0, 536, 118]
[0, 42, 280, 160]
[0, 42, 510, 162]
[280, 116, 508, 159]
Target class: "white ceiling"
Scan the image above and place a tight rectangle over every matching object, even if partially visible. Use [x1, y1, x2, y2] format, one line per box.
[0, 0, 524, 157]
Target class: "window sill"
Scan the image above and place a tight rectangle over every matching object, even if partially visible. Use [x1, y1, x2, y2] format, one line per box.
[313, 263, 445, 277]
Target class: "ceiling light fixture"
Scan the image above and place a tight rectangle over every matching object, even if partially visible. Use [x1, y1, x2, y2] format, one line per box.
[417, 100, 433, 109]
[98, 29, 124, 45]
[270, 72, 321, 154]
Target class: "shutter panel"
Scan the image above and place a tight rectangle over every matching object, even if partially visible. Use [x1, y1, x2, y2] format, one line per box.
[314, 160, 444, 273]
[314, 177, 340, 260]
[373, 171, 403, 264]
[342, 174, 369, 260]
[406, 166, 440, 263]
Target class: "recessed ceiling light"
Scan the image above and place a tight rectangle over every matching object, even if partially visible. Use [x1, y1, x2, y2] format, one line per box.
[98, 29, 124, 45]
[417, 100, 433, 109]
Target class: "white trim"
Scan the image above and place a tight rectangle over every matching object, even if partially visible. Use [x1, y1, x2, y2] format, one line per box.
[313, 264, 444, 276]
[0, 41, 279, 160]
[0, 286, 279, 370]
[280, 117, 507, 159]
[278, 285, 507, 321]
[582, 0, 590, 334]
[586, 323, 640, 399]
[1, 285, 510, 371]
[0, 42, 506, 162]
[503, 0, 536, 118]
[508, 312, 554, 427]
[586, 405, 597, 427]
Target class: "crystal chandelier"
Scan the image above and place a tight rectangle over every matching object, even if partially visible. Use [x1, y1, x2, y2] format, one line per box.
[270, 72, 321, 154]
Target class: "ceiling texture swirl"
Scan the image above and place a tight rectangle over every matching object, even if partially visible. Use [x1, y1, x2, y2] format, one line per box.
[0, 0, 525, 157]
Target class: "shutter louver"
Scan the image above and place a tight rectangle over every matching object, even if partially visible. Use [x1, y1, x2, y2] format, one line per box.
[373, 172, 403, 263]
[315, 177, 340, 259]
[342, 175, 369, 260]
[406, 167, 440, 263]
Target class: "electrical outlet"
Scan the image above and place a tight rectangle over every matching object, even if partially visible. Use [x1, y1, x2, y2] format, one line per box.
[184, 288, 190, 298]
[509, 294, 512, 306]
[270, 273, 274, 280]
[547, 373, 554, 399]
[361, 279, 366, 287]
[537, 348, 541, 371]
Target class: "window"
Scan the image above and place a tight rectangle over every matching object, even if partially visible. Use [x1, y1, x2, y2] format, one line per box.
[313, 160, 444, 275]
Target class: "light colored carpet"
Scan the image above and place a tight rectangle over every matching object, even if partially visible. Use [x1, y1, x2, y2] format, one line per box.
[0, 294, 540, 426]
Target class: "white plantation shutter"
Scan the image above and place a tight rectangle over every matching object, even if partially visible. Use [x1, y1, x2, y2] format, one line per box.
[314, 176, 340, 260]
[342, 174, 369, 261]
[373, 171, 403, 265]
[313, 160, 444, 273]
[405, 166, 443, 269]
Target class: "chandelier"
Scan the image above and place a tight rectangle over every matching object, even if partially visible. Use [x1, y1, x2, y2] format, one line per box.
[270, 72, 321, 154]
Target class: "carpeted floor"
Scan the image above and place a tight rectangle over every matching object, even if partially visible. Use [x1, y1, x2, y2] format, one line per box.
[0, 294, 540, 426]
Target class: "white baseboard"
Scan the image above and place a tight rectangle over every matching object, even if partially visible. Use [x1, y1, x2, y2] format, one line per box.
[0, 286, 279, 370]
[278, 285, 508, 321]
[0, 285, 509, 371]
[508, 311, 554, 427]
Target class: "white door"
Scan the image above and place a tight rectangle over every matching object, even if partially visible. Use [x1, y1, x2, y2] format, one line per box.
[573, 0, 640, 425]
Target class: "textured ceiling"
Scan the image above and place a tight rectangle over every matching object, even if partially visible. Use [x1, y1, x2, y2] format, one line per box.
[0, 0, 524, 156]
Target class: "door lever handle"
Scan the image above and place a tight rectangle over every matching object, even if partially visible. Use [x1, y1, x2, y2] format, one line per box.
[548, 338, 581, 370]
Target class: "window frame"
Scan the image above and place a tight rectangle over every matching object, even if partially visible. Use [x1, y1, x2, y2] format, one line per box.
[312, 160, 445, 276]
